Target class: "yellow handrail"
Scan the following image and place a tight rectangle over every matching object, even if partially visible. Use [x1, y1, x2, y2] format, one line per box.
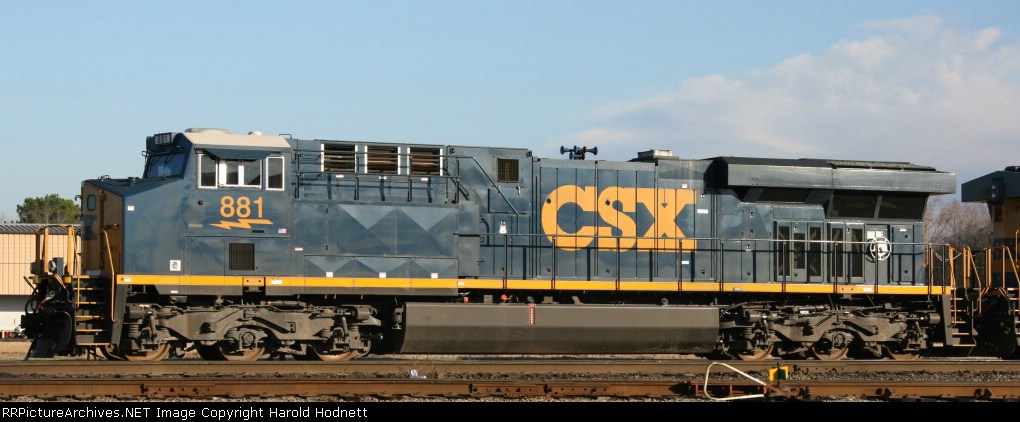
[1003, 244, 1020, 291]
[102, 228, 117, 323]
[65, 225, 75, 277]
[35, 227, 50, 278]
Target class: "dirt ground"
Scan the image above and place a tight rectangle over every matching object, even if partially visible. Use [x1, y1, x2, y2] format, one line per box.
[0, 340, 30, 360]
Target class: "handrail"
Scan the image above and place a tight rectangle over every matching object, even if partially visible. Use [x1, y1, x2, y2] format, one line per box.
[289, 150, 522, 218]
[34, 226, 50, 276]
[458, 231, 946, 288]
[943, 246, 957, 322]
[33, 224, 80, 278]
[102, 227, 117, 323]
[460, 155, 520, 217]
[1004, 244, 1020, 290]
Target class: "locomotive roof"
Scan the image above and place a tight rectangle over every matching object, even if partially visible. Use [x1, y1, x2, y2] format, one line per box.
[962, 166, 1020, 202]
[182, 130, 291, 150]
[715, 156, 936, 171]
[716, 156, 955, 194]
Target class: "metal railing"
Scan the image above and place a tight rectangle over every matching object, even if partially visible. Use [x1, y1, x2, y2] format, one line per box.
[465, 231, 955, 291]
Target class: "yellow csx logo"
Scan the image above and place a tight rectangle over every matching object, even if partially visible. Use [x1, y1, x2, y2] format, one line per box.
[540, 186, 696, 251]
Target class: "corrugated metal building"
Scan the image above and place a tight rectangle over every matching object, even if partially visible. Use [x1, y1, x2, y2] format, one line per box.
[1, 224, 78, 332]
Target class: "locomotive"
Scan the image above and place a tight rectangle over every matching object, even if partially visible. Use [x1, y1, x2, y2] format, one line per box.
[20, 128, 1015, 361]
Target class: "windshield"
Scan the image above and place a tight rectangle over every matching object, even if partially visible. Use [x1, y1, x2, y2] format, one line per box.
[144, 152, 187, 178]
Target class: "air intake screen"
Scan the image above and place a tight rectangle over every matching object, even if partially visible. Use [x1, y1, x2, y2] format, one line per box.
[878, 194, 927, 219]
[498, 159, 519, 183]
[828, 192, 878, 218]
[323, 144, 356, 173]
[410, 147, 441, 175]
[366, 146, 398, 174]
[228, 243, 255, 271]
[757, 188, 811, 203]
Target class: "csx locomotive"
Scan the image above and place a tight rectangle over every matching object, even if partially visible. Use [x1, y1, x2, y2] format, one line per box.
[20, 128, 1019, 361]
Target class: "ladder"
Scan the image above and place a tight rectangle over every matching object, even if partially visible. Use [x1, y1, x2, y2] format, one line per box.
[69, 276, 112, 346]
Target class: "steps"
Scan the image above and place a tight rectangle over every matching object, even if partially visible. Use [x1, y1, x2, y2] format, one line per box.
[70, 277, 112, 345]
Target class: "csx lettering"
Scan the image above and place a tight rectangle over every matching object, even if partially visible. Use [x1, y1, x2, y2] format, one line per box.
[541, 186, 696, 251]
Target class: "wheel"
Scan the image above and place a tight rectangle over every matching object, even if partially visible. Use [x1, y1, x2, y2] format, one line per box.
[811, 343, 849, 360]
[736, 343, 774, 361]
[884, 345, 921, 360]
[810, 332, 851, 360]
[196, 343, 265, 361]
[100, 345, 125, 361]
[102, 344, 170, 361]
[305, 343, 358, 361]
[123, 344, 171, 361]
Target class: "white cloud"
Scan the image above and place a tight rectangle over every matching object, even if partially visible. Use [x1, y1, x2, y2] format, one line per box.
[568, 15, 1020, 188]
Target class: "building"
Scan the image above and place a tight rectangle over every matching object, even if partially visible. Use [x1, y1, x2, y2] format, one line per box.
[0, 224, 77, 334]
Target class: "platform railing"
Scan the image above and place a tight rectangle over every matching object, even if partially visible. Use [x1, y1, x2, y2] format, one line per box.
[463, 231, 952, 291]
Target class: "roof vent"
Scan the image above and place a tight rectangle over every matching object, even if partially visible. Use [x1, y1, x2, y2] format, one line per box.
[630, 149, 678, 162]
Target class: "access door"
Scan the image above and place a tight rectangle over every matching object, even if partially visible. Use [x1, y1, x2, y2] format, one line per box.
[774, 221, 824, 283]
[828, 223, 865, 284]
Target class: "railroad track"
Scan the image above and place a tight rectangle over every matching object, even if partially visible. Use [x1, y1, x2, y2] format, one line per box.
[1, 359, 1019, 401]
[1, 357, 1017, 377]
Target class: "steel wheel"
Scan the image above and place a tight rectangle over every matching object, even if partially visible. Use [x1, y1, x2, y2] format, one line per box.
[810, 333, 851, 360]
[123, 344, 171, 361]
[103, 344, 170, 361]
[100, 345, 125, 361]
[305, 343, 358, 361]
[810, 343, 849, 360]
[736, 343, 774, 361]
[884, 345, 921, 360]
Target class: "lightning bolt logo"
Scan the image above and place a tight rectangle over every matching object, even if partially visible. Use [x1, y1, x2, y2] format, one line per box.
[211, 219, 274, 230]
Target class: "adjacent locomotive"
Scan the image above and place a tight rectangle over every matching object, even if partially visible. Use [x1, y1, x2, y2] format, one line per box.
[25, 128, 997, 361]
[960, 166, 1020, 358]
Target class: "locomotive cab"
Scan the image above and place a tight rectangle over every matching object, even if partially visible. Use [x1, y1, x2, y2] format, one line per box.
[25, 128, 293, 358]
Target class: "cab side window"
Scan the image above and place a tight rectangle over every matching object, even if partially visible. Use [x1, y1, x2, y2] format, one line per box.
[198, 153, 284, 190]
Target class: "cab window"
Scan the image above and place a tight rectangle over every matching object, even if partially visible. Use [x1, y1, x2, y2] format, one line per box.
[145, 152, 187, 178]
[198, 153, 284, 190]
[267, 156, 284, 190]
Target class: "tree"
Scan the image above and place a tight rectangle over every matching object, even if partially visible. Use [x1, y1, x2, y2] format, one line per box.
[924, 195, 991, 249]
[16, 194, 79, 224]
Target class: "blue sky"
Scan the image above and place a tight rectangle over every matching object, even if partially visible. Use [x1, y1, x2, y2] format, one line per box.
[2, 1, 1019, 220]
